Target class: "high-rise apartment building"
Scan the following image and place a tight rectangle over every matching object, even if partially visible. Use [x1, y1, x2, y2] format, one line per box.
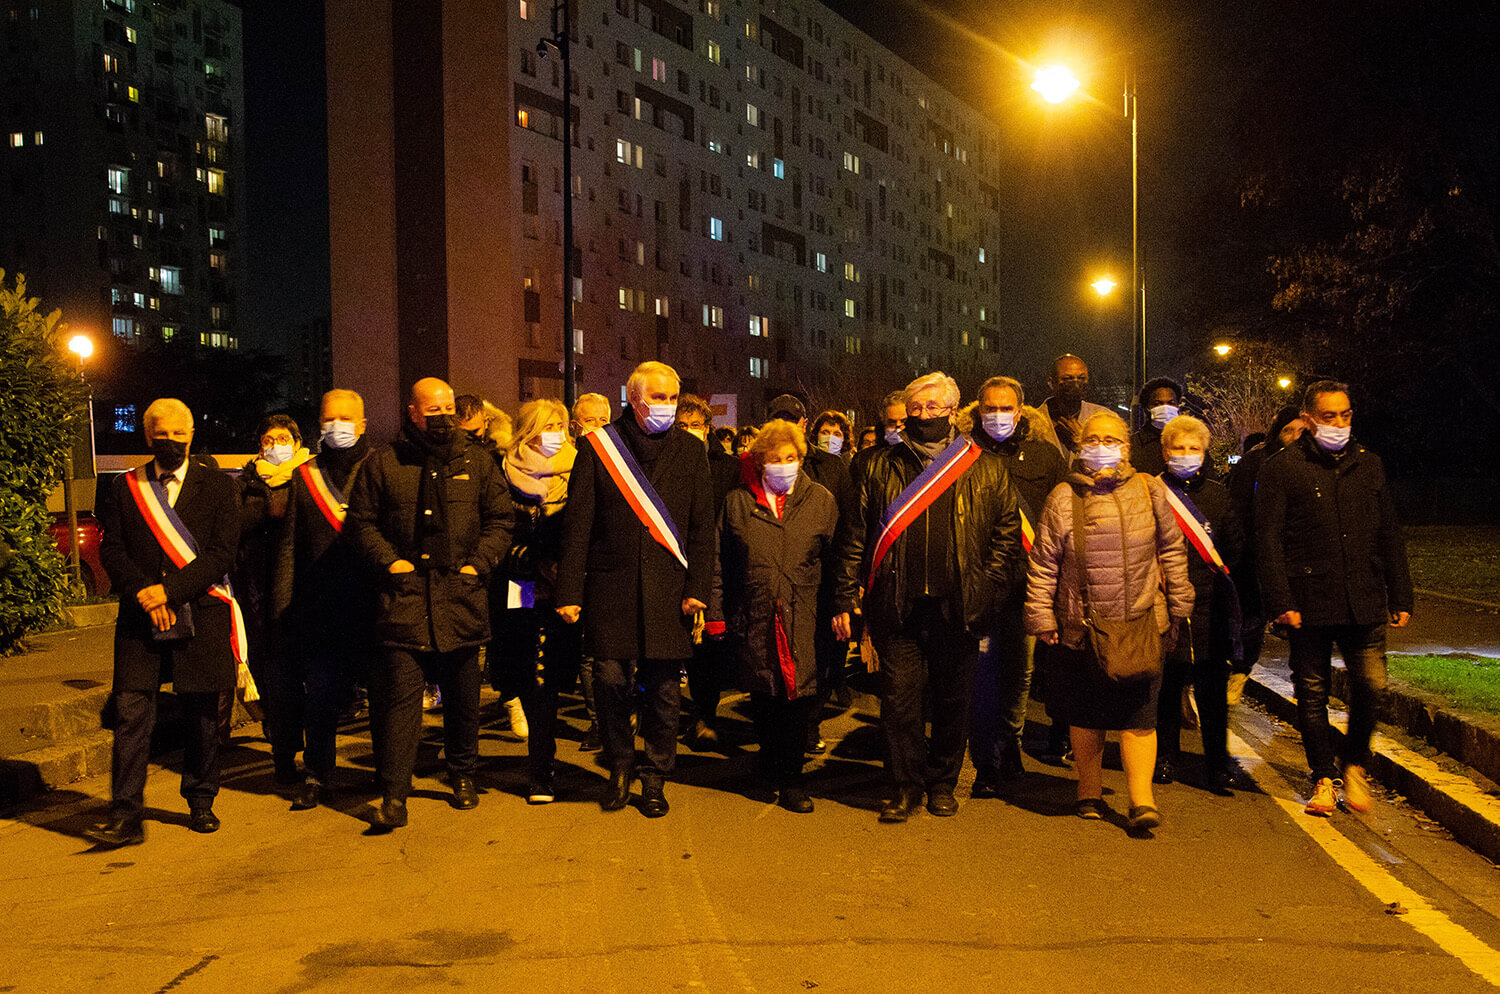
[329, 0, 1007, 436]
[0, 0, 246, 430]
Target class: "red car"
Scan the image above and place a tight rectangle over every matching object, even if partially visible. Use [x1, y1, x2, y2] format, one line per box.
[48, 512, 109, 595]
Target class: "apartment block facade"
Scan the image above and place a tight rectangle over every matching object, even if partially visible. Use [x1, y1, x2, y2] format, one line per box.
[0, 0, 246, 385]
[329, 0, 1009, 436]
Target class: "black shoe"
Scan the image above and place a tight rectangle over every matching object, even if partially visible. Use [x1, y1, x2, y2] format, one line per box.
[687, 719, 719, 751]
[579, 723, 602, 752]
[188, 807, 220, 834]
[927, 784, 959, 817]
[999, 742, 1026, 781]
[450, 775, 479, 810]
[602, 769, 633, 812]
[640, 778, 669, 818]
[970, 769, 1000, 799]
[373, 797, 408, 829]
[1153, 759, 1175, 785]
[290, 781, 320, 811]
[805, 730, 827, 755]
[527, 779, 556, 804]
[84, 815, 144, 848]
[1207, 767, 1235, 796]
[779, 786, 814, 813]
[879, 787, 922, 823]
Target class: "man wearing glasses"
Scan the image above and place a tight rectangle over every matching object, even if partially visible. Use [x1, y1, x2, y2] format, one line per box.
[833, 373, 1026, 822]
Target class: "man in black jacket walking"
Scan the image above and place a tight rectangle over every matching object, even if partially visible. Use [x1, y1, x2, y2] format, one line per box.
[347, 377, 513, 829]
[1255, 380, 1412, 817]
[833, 372, 1026, 822]
[556, 361, 714, 817]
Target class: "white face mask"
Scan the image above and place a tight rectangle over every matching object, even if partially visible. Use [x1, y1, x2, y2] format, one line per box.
[884, 427, 904, 446]
[819, 433, 843, 455]
[641, 403, 677, 433]
[981, 410, 1017, 442]
[262, 443, 294, 466]
[762, 461, 799, 495]
[1080, 443, 1123, 473]
[536, 431, 566, 457]
[1166, 453, 1203, 479]
[1150, 404, 1180, 430]
[321, 420, 359, 450]
[1311, 422, 1351, 452]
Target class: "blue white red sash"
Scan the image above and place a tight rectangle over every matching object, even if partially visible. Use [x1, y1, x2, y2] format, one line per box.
[1160, 475, 1229, 576]
[585, 425, 689, 571]
[868, 437, 981, 581]
[125, 465, 249, 664]
[299, 461, 346, 533]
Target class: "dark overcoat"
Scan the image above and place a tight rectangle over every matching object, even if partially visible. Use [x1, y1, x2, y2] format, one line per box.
[555, 415, 714, 661]
[1254, 435, 1413, 628]
[100, 460, 242, 693]
[715, 473, 839, 698]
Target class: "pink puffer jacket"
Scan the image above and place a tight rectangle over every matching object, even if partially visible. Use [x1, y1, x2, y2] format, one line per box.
[1024, 464, 1194, 649]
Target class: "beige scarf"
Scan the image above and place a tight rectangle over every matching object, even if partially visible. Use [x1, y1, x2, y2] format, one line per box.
[504, 441, 575, 511]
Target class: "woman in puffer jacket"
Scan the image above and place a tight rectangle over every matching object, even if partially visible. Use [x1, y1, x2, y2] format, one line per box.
[1025, 410, 1194, 833]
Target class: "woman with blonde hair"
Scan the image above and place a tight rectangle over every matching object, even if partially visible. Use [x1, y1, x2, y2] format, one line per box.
[1025, 409, 1194, 832]
[490, 398, 581, 802]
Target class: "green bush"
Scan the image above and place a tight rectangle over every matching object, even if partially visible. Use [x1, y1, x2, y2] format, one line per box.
[0, 272, 88, 654]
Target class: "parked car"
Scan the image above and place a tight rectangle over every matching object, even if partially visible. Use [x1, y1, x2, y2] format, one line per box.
[48, 511, 109, 595]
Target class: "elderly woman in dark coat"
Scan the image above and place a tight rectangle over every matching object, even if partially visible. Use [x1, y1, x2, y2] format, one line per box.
[715, 420, 840, 813]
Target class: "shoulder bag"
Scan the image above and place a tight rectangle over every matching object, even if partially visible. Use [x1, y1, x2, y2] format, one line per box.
[1071, 476, 1163, 684]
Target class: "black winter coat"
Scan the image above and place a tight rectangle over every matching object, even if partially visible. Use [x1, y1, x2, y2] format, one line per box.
[1254, 435, 1413, 627]
[836, 439, 1026, 637]
[971, 415, 1069, 525]
[100, 460, 242, 692]
[1161, 470, 1244, 660]
[715, 474, 839, 698]
[346, 431, 514, 653]
[555, 415, 715, 661]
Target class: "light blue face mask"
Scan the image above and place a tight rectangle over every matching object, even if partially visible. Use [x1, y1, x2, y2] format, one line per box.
[884, 427, 904, 446]
[321, 420, 359, 450]
[1080, 443, 1123, 473]
[982, 410, 1017, 442]
[1312, 422, 1351, 452]
[819, 434, 844, 455]
[1149, 404, 1180, 430]
[643, 403, 677, 434]
[1166, 453, 1203, 479]
[536, 431, 566, 457]
[762, 461, 799, 495]
[262, 443, 294, 466]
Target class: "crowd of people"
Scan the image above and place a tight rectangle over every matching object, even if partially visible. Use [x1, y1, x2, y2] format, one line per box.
[82, 352, 1413, 847]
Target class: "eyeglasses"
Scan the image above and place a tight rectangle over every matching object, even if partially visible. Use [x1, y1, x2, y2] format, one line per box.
[262, 433, 295, 446]
[1081, 435, 1125, 447]
[908, 403, 952, 417]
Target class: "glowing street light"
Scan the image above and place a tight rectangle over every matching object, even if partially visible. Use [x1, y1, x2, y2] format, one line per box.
[1214, 343, 1232, 357]
[1031, 65, 1080, 104]
[68, 334, 94, 364]
[1278, 376, 1293, 389]
[1092, 276, 1118, 296]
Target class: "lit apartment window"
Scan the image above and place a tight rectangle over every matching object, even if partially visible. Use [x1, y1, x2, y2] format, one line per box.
[205, 114, 228, 142]
[112, 316, 135, 341]
[842, 152, 860, 174]
[209, 225, 226, 246]
[706, 40, 722, 65]
[108, 197, 127, 214]
[132, 292, 146, 308]
[103, 54, 118, 72]
[654, 295, 669, 317]
[161, 325, 177, 342]
[519, 0, 529, 18]
[9, 133, 23, 148]
[843, 298, 855, 318]
[113, 404, 138, 432]
[125, 26, 137, 44]
[815, 252, 827, 273]
[33, 131, 42, 145]
[745, 104, 760, 127]
[702, 304, 724, 329]
[706, 139, 725, 155]
[517, 107, 530, 128]
[209, 252, 227, 273]
[978, 247, 986, 263]
[772, 158, 785, 179]
[158, 266, 182, 295]
[708, 217, 724, 241]
[652, 58, 666, 82]
[749, 357, 766, 378]
[844, 262, 859, 282]
[618, 287, 634, 310]
[633, 48, 643, 72]
[127, 85, 140, 103]
[206, 169, 226, 194]
[979, 307, 987, 321]
[746, 150, 760, 169]
[748, 315, 769, 337]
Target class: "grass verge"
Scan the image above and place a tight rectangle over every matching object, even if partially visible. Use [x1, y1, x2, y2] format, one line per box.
[1389, 653, 1500, 714]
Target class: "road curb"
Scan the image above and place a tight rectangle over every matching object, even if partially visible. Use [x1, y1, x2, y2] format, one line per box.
[1247, 669, 1500, 866]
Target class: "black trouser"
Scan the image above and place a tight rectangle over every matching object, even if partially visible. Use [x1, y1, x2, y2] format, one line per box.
[1289, 623, 1387, 781]
[687, 635, 730, 727]
[1157, 617, 1231, 774]
[751, 692, 817, 787]
[372, 647, 481, 801]
[257, 650, 304, 778]
[110, 687, 222, 819]
[871, 597, 979, 792]
[807, 618, 849, 736]
[595, 656, 680, 779]
[508, 605, 583, 783]
[289, 646, 369, 781]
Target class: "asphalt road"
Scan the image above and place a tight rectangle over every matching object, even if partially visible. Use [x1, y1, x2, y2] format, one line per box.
[3, 679, 1500, 993]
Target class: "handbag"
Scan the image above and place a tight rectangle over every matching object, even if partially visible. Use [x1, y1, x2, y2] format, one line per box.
[1071, 478, 1163, 684]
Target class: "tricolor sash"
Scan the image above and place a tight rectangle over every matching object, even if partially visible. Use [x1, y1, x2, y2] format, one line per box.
[299, 461, 347, 533]
[125, 465, 249, 664]
[585, 425, 690, 571]
[868, 437, 982, 581]
[1015, 493, 1036, 554]
[1160, 476, 1229, 576]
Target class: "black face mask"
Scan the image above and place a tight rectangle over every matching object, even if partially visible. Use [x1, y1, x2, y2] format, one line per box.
[150, 437, 189, 471]
[1054, 383, 1085, 409]
[465, 428, 487, 445]
[422, 414, 456, 445]
[904, 415, 951, 444]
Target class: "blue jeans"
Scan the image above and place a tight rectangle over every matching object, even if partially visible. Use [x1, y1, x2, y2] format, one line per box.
[968, 606, 1032, 773]
[1288, 623, 1387, 781]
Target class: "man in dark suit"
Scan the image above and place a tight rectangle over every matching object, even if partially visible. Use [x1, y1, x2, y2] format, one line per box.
[556, 361, 714, 817]
[87, 398, 242, 847]
[346, 377, 513, 830]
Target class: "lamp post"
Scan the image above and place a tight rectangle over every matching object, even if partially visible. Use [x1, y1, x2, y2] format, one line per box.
[538, 1, 576, 407]
[64, 334, 94, 592]
[1034, 61, 1146, 399]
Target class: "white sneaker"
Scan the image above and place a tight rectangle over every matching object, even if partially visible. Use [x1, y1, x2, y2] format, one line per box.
[504, 697, 529, 740]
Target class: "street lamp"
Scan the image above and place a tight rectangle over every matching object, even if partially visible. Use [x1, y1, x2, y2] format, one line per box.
[1213, 343, 1232, 357]
[1033, 60, 1144, 398]
[1278, 376, 1293, 390]
[62, 333, 94, 592]
[1091, 276, 1118, 296]
[537, 1, 577, 407]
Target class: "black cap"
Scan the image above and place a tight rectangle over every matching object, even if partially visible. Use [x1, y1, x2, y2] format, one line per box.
[766, 394, 806, 422]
